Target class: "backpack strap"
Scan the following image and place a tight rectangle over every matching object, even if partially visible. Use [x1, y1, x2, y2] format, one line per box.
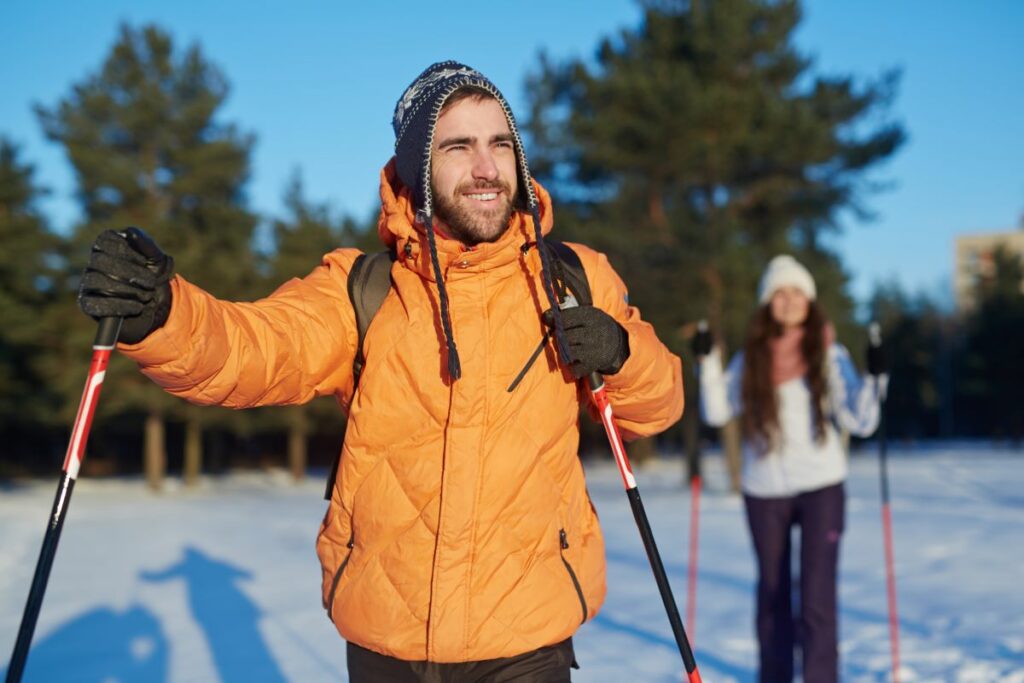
[545, 240, 592, 307]
[325, 249, 395, 500]
[347, 250, 397, 390]
[506, 240, 592, 393]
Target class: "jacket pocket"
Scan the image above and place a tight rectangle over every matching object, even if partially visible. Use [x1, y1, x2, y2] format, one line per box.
[559, 528, 588, 624]
[325, 531, 355, 620]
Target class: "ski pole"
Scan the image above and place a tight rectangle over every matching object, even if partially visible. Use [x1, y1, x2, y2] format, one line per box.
[685, 319, 707, 643]
[869, 322, 901, 683]
[6, 316, 122, 683]
[588, 373, 702, 683]
[686, 471, 700, 643]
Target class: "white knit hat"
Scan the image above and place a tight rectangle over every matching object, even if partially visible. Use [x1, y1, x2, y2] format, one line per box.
[758, 255, 816, 304]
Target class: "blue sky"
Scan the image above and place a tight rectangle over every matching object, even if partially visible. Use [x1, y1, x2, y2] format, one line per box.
[2, 1, 1022, 306]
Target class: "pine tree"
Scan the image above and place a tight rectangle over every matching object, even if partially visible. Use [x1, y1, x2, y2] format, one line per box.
[527, 0, 902, 344]
[957, 246, 1024, 439]
[869, 282, 952, 439]
[36, 24, 259, 487]
[269, 171, 366, 282]
[0, 139, 64, 475]
[525, 0, 904, 460]
[264, 171, 367, 480]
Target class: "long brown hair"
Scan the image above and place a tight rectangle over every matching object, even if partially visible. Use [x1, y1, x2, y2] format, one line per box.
[740, 301, 829, 451]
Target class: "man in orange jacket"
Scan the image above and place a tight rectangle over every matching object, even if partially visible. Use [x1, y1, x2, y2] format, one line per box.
[78, 61, 684, 682]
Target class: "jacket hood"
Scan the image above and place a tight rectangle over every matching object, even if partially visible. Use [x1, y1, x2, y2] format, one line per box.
[376, 158, 554, 278]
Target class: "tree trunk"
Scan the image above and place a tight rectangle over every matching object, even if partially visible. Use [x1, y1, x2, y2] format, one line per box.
[288, 409, 308, 482]
[648, 185, 670, 240]
[701, 264, 725, 339]
[721, 419, 743, 493]
[683, 357, 703, 484]
[683, 400, 701, 483]
[183, 416, 202, 487]
[144, 411, 165, 492]
[628, 435, 656, 465]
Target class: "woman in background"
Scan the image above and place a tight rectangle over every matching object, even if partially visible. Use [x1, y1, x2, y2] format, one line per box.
[692, 255, 887, 683]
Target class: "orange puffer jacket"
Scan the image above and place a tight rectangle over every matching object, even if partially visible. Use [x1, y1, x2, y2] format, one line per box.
[119, 161, 684, 663]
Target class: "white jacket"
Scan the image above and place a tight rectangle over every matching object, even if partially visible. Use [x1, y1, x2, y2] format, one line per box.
[699, 343, 884, 498]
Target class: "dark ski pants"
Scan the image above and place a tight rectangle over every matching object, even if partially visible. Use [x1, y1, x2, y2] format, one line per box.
[346, 638, 576, 683]
[744, 482, 845, 683]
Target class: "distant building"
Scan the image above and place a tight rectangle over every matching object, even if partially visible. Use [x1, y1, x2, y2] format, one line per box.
[954, 229, 1024, 311]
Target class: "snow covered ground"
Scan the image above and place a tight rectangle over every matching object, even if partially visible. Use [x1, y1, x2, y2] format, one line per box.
[2, 445, 1022, 682]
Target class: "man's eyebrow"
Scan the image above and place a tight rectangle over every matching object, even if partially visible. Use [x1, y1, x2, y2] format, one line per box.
[438, 135, 474, 148]
[437, 133, 514, 148]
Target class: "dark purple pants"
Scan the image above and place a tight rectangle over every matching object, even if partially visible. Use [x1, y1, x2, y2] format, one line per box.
[744, 482, 845, 683]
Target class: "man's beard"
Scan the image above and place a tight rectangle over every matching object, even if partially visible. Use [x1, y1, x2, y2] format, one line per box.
[433, 179, 516, 246]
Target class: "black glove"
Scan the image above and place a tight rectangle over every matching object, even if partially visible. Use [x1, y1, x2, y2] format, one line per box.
[543, 305, 630, 379]
[78, 228, 174, 344]
[690, 321, 712, 358]
[866, 342, 888, 376]
[866, 323, 888, 376]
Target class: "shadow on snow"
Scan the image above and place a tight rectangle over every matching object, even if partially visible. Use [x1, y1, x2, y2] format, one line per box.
[4, 546, 286, 683]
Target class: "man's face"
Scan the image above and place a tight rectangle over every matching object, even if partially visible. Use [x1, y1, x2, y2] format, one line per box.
[430, 95, 519, 246]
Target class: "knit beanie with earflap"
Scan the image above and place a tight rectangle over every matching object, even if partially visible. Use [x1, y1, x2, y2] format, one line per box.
[391, 61, 569, 381]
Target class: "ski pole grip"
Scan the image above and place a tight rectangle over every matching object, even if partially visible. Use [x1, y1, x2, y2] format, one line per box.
[869, 321, 882, 347]
[94, 317, 123, 348]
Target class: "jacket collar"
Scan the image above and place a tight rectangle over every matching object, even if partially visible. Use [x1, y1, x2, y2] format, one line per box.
[377, 158, 554, 282]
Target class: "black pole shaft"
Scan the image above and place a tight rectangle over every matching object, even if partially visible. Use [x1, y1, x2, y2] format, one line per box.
[878, 388, 890, 504]
[686, 381, 702, 483]
[626, 487, 699, 674]
[6, 474, 76, 683]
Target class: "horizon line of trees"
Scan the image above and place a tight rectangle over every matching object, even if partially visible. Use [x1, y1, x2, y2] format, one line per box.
[3, 2, 1023, 486]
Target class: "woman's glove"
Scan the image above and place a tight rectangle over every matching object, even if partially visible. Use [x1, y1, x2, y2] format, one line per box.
[866, 322, 889, 376]
[690, 320, 713, 358]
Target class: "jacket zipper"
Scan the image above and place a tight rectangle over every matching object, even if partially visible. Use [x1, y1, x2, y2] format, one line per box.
[326, 531, 355, 619]
[559, 528, 588, 624]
